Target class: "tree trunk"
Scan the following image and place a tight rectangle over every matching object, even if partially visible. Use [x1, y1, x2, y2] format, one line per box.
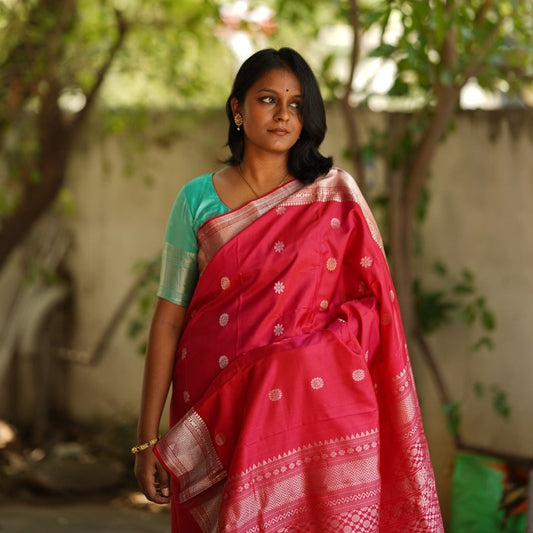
[0, 5, 127, 271]
[0, 82, 71, 271]
[388, 167, 415, 333]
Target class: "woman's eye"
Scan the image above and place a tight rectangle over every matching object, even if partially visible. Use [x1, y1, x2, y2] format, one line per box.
[290, 101, 301, 109]
[260, 96, 275, 104]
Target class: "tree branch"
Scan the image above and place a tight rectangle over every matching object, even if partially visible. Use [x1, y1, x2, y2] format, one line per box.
[0, 80, 70, 270]
[462, 16, 505, 83]
[58, 261, 158, 366]
[0, 5, 128, 270]
[413, 328, 456, 428]
[0, 0, 76, 144]
[341, 0, 367, 196]
[473, 0, 491, 26]
[404, 86, 459, 222]
[404, 23, 460, 223]
[71, 9, 128, 134]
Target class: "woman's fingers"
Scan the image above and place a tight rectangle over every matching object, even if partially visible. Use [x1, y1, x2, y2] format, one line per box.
[134, 451, 170, 504]
[156, 461, 171, 498]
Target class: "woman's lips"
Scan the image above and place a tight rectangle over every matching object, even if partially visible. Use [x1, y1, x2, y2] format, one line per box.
[269, 128, 289, 136]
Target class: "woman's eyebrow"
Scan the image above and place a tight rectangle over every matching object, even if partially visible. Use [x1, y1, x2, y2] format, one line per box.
[256, 88, 302, 97]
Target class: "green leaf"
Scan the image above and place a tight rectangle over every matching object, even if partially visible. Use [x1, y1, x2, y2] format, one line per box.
[471, 336, 494, 352]
[475, 296, 487, 308]
[460, 304, 477, 325]
[473, 382, 485, 397]
[53, 187, 76, 216]
[453, 282, 475, 295]
[414, 278, 458, 333]
[359, 8, 386, 29]
[360, 143, 377, 164]
[139, 294, 154, 315]
[367, 43, 396, 59]
[128, 319, 144, 338]
[137, 340, 147, 356]
[481, 309, 496, 331]
[433, 260, 447, 277]
[371, 193, 389, 209]
[341, 146, 352, 161]
[442, 402, 461, 435]
[415, 186, 430, 223]
[490, 386, 511, 420]
[389, 78, 410, 97]
[461, 269, 475, 284]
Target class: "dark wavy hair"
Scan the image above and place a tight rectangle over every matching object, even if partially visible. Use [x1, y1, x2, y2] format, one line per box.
[224, 48, 333, 184]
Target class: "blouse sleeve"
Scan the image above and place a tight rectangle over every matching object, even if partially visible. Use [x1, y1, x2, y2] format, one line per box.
[157, 189, 199, 307]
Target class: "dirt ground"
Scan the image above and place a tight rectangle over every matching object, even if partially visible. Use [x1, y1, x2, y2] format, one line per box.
[0, 420, 171, 532]
[0, 481, 171, 533]
[0, 502, 170, 533]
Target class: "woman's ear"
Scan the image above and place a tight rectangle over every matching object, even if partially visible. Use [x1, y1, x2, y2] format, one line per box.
[230, 97, 240, 116]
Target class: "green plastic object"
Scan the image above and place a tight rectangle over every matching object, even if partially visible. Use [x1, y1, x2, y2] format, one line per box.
[451, 452, 528, 533]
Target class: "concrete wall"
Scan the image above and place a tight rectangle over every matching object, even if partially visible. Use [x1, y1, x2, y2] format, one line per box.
[414, 109, 533, 519]
[63, 110, 230, 421]
[3, 106, 532, 520]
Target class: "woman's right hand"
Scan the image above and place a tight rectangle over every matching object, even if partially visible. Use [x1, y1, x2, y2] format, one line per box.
[134, 448, 171, 504]
[135, 299, 186, 504]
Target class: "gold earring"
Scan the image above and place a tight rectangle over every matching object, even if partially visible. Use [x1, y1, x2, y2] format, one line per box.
[234, 113, 243, 131]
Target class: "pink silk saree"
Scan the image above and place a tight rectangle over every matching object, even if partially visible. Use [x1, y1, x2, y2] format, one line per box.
[154, 168, 444, 532]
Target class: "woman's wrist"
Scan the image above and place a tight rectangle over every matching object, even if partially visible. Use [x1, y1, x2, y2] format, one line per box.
[137, 424, 160, 444]
[131, 435, 161, 454]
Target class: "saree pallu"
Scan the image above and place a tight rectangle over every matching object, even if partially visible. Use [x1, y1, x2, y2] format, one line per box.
[155, 168, 444, 532]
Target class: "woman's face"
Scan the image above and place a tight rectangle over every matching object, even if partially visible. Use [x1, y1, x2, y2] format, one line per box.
[232, 68, 303, 158]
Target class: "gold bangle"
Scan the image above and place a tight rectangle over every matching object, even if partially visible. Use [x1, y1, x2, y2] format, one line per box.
[131, 435, 161, 454]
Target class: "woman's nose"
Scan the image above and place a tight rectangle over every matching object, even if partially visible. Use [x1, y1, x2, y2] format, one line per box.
[274, 103, 289, 121]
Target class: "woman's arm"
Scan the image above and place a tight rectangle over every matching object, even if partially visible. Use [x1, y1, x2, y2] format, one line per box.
[134, 297, 186, 504]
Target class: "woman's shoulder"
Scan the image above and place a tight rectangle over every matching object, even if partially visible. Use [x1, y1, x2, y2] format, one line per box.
[180, 172, 214, 198]
[316, 167, 367, 200]
[317, 167, 356, 185]
[177, 171, 229, 223]
[177, 172, 215, 209]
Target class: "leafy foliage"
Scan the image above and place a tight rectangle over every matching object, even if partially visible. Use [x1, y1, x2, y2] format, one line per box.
[96, 0, 235, 108]
[0, 0, 242, 271]
[415, 260, 507, 429]
[474, 382, 511, 420]
[127, 257, 160, 355]
[325, 0, 531, 440]
[415, 261, 496, 349]
[355, 0, 533, 105]
[442, 401, 462, 435]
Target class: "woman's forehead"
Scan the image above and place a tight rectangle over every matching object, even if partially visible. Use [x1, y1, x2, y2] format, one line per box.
[250, 68, 302, 94]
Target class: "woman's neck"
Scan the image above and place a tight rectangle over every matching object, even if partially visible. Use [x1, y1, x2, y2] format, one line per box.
[239, 155, 290, 190]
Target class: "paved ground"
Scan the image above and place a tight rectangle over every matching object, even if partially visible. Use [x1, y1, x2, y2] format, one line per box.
[0, 504, 170, 533]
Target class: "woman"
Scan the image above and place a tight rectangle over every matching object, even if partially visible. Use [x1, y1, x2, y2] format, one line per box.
[134, 48, 444, 532]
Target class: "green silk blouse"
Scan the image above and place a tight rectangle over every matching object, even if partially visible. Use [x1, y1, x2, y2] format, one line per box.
[157, 172, 230, 306]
